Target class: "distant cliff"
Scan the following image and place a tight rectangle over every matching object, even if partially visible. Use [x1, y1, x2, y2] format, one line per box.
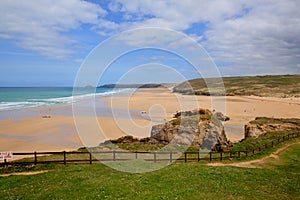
[173, 74, 300, 97]
[98, 83, 164, 88]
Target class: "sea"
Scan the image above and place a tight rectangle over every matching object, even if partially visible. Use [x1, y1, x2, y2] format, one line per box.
[0, 87, 126, 112]
[0, 87, 147, 121]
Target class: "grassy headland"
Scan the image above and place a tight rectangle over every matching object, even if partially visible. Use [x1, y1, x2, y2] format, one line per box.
[173, 74, 300, 97]
[1, 117, 299, 199]
[0, 141, 299, 199]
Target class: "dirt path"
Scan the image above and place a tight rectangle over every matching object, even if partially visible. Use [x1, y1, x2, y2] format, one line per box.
[207, 142, 300, 168]
[0, 170, 49, 177]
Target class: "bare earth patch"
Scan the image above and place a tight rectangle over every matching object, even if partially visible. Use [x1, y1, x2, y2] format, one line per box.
[0, 170, 49, 177]
[207, 142, 300, 168]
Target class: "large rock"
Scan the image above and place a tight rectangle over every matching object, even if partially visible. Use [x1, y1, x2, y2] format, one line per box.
[150, 109, 231, 151]
[151, 123, 177, 143]
[198, 121, 229, 151]
[213, 112, 230, 121]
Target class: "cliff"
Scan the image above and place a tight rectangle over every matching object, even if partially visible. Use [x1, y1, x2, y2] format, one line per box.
[244, 117, 300, 139]
[98, 83, 164, 88]
[173, 74, 300, 97]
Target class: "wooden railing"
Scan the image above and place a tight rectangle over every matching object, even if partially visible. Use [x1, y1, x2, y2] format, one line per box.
[0, 132, 299, 166]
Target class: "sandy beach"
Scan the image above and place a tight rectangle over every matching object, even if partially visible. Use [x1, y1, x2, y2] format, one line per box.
[0, 88, 299, 153]
[102, 88, 300, 141]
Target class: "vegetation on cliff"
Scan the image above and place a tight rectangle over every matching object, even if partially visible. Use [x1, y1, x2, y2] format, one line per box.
[173, 74, 300, 97]
[249, 117, 300, 126]
[232, 117, 300, 151]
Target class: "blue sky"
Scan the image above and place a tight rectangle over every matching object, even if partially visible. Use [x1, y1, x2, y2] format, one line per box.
[0, 0, 299, 86]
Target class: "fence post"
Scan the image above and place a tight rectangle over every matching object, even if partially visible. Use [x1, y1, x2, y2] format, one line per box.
[89, 152, 92, 164]
[170, 152, 172, 163]
[34, 151, 37, 165]
[209, 152, 212, 161]
[135, 151, 138, 159]
[113, 151, 116, 161]
[63, 151, 66, 165]
[288, 134, 290, 140]
[252, 149, 255, 156]
[198, 152, 200, 162]
[245, 151, 248, 157]
[238, 151, 241, 158]
[184, 152, 187, 163]
[258, 147, 261, 152]
[154, 152, 157, 162]
[220, 152, 222, 161]
[4, 159, 7, 167]
[272, 141, 274, 147]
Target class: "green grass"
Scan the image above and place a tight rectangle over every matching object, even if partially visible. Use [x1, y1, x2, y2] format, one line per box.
[173, 74, 300, 97]
[0, 143, 300, 199]
[114, 143, 166, 152]
[117, 144, 201, 153]
[249, 117, 300, 126]
[269, 142, 300, 171]
[170, 114, 221, 127]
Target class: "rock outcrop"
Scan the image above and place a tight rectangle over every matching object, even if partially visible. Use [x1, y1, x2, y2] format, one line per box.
[102, 108, 232, 152]
[150, 108, 231, 151]
[213, 112, 230, 121]
[244, 117, 300, 139]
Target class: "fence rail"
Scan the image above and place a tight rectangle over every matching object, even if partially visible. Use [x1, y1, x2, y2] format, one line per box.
[0, 132, 299, 166]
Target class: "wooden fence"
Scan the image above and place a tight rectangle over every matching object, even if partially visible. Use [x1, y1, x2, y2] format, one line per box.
[0, 132, 299, 166]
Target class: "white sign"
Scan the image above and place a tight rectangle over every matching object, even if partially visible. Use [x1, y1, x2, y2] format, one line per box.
[0, 152, 13, 160]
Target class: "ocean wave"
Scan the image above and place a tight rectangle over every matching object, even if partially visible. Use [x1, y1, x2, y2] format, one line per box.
[0, 101, 46, 111]
[0, 88, 132, 111]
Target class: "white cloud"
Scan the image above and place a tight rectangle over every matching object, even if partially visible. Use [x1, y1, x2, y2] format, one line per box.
[203, 0, 300, 75]
[94, 19, 121, 36]
[1, 0, 299, 76]
[0, 0, 106, 59]
[107, 0, 300, 75]
[111, 0, 244, 30]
